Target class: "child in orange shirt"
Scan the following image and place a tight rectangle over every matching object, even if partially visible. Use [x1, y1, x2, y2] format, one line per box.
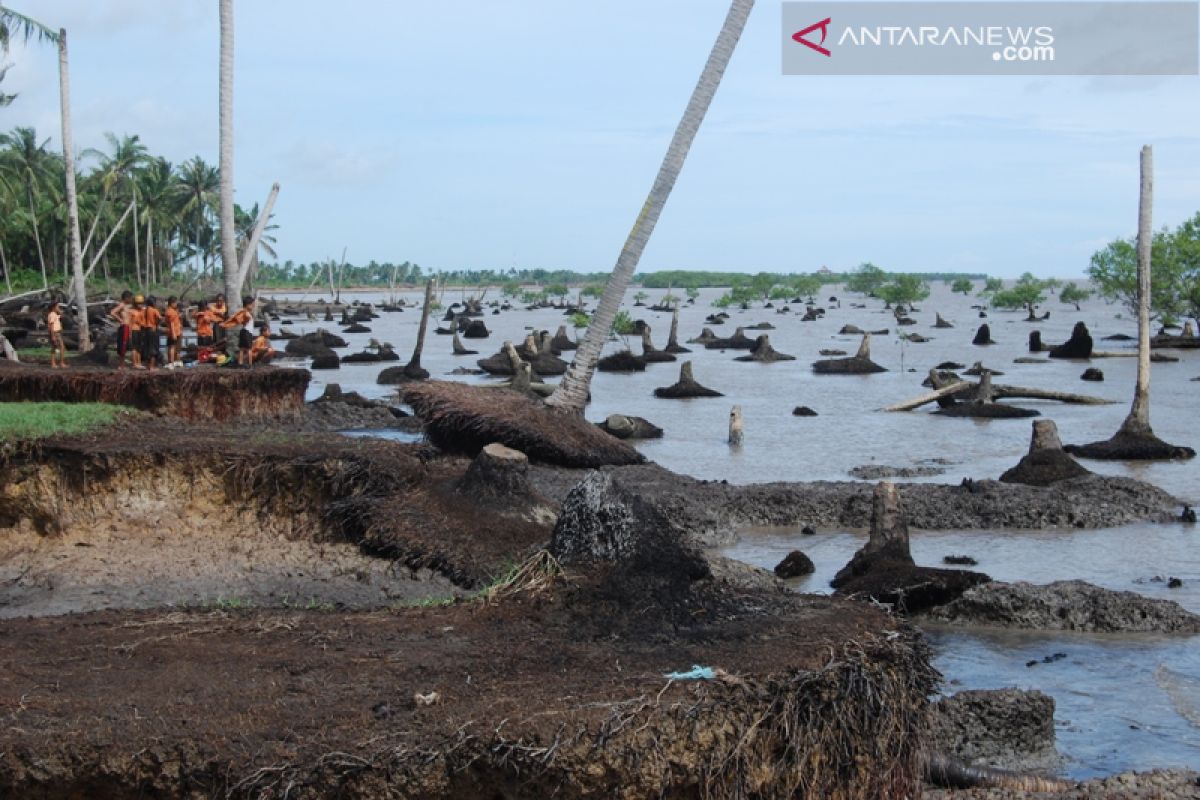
[46, 300, 66, 369]
[164, 296, 184, 366]
[218, 296, 256, 365]
[141, 296, 162, 370]
[249, 322, 276, 366]
[128, 294, 145, 369]
[192, 300, 218, 347]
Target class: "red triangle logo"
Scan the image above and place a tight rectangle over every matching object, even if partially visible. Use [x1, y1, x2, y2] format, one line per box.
[793, 18, 832, 57]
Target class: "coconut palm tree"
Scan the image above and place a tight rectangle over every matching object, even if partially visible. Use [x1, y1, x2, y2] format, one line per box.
[234, 200, 277, 290]
[545, 0, 755, 412]
[1, 8, 89, 345]
[175, 156, 219, 276]
[0, 126, 54, 287]
[135, 156, 179, 286]
[218, 0, 239, 303]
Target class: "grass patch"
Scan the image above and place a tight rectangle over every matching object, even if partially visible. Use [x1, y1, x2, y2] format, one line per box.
[14, 347, 54, 360]
[0, 402, 127, 441]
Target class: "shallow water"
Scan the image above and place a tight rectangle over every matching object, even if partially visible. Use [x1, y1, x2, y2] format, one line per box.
[272, 282, 1199, 776]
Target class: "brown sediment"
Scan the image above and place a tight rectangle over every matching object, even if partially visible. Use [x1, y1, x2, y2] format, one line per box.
[0, 363, 309, 421]
[402, 380, 644, 468]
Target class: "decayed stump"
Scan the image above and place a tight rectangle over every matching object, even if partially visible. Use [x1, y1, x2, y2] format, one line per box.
[687, 327, 721, 345]
[934, 313, 954, 329]
[1048, 322, 1094, 359]
[452, 331, 478, 356]
[812, 334, 886, 374]
[728, 405, 744, 445]
[703, 327, 756, 350]
[1028, 331, 1044, 353]
[653, 361, 723, 398]
[597, 349, 648, 372]
[972, 324, 995, 345]
[462, 320, 490, 339]
[456, 443, 552, 518]
[639, 327, 677, 363]
[1000, 420, 1092, 486]
[549, 325, 577, 353]
[664, 310, 691, 354]
[831, 482, 990, 613]
[734, 335, 795, 362]
[934, 372, 1039, 418]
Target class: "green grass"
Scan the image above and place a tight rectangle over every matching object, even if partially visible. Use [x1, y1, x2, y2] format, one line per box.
[14, 347, 54, 360]
[0, 402, 127, 441]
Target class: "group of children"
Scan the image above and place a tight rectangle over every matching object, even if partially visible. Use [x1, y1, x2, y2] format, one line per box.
[101, 292, 275, 370]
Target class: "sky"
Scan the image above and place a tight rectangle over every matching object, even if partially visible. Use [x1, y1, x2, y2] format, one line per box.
[3, 0, 1199, 278]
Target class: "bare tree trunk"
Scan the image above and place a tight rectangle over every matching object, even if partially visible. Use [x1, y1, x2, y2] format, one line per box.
[218, 0, 239, 306]
[59, 29, 89, 349]
[0, 239, 11, 297]
[132, 195, 143, 291]
[228, 182, 279, 297]
[26, 186, 48, 290]
[545, 0, 755, 413]
[403, 278, 434, 379]
[1121, 145, 1153, 436]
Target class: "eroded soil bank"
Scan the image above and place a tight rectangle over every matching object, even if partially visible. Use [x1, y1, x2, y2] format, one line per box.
[0, 426, 551, 617]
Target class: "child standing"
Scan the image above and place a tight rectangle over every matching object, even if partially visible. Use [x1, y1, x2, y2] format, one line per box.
[128, 295, 145, 369]
[141, 296, 162, 370]
[46, 300, 66, 369]
[109, 291, 133, 369]
[192, 300, 217, 348]
[210, 293, 228, 348]
[164, 296, 183, 366]
[218, 296, 256, 365]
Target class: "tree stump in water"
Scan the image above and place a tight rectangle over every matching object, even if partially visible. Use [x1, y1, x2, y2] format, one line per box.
[934, 313, 954, 329]
[664, 310, 691, 354]
[462, 320, 490, 339]
[1000, 420, 1093, 486]
[703, 327, 756, 350]
[728, 405, 744, 445]
[640, 328, 677, 363]
[597, 349, 647, 372]
[549, 325, 577, 353]
[452, 331, 478, 356]
[734, 335, 795, 362]
[1049, 322, 1093, 359]
[1081, 368, 1104, 382]
[831, 482, 990, 612]
[812, 334, 886, 374]
[1028, 331, 1044, 353]
[687, 327, 720, 345]
[934, 372, 1039, 418]
[973, 324, 995, 345]
[653, 361, 723, 398]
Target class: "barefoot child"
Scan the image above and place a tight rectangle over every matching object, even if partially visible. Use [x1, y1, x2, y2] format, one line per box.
[109, 291, 133, 369]
[164, 297, 183, 366]
[218, 296, 256, 365]
[46, 300, 66, 368]
[128, 295, 145, 369]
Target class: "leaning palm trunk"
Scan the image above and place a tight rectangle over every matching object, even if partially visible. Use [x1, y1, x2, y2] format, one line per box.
[218, 0, 239, 305]
[545, 0, 755, 412]
[59, 29, 89, 349]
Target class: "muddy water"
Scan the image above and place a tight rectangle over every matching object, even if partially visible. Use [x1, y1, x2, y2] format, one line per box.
[270, 282, 1199, 776]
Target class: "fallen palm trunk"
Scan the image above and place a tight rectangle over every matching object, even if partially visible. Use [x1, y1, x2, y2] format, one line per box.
[924, 753, 1075, 792]
[883, 377, 1112, 412]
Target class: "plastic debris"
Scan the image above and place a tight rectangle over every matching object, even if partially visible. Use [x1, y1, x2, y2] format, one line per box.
[663, 665, 716, 681]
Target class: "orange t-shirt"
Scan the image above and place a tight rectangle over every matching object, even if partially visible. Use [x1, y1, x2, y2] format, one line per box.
[194, 310, 216, 338]
[220, 308, 253, 329]
[165, 307, 183, 338]
[129, 308, 145, 331]
[47, 310, 63, 333]
[143, 306, 162, 330]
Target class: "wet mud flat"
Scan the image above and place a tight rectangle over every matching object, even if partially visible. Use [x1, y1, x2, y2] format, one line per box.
[0, 422, 937, 797]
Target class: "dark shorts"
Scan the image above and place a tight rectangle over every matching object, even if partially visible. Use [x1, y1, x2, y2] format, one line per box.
[131, 329, 145, 354]
[142, 331, 160, 361]
[166, 335, 181, 348]
[117, 325, 132, 357]
[214, 326, 226, 343]
[197, 334, 213, 347]
[50, 331, 64, 349]
[238, 328, 254, 350]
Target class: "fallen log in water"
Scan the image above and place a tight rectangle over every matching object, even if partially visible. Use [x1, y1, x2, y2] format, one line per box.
[882, 378, 1113, 412]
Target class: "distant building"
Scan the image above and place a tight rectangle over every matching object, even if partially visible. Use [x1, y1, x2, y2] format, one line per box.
[817, 266, 832, 275]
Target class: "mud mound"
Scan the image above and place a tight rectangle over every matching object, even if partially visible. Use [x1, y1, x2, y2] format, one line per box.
[402, 381, 643, 468]
[931, 689, 1059, 772]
